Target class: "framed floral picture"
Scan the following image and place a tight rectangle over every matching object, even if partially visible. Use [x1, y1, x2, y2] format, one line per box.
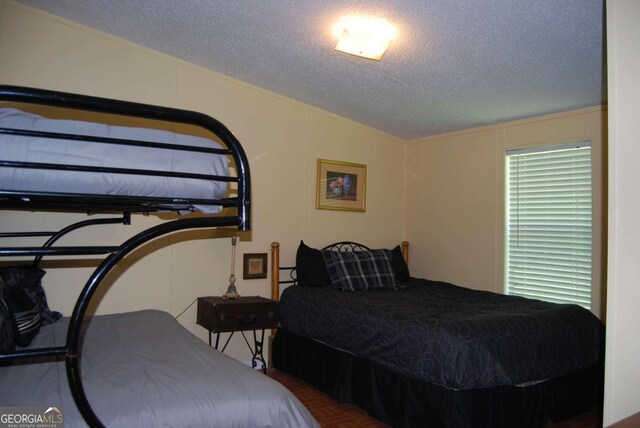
[316, 159, 367, 212]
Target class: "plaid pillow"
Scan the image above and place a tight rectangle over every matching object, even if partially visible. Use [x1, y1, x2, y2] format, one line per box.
[321, 249, 397, 291]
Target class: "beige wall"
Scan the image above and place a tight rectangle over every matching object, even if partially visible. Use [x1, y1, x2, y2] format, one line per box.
[0, 1, 405, 361]
[604, 0, 640, 425]
[405, 107, 607, 317]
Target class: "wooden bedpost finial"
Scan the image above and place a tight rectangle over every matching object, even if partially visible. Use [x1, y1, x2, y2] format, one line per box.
[270, 242, 281, 337]
[401, 241, 409, 264]
[271, 242, 281, 303]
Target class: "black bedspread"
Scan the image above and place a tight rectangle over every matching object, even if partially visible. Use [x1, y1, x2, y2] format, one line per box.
[277, 278, 603, 390]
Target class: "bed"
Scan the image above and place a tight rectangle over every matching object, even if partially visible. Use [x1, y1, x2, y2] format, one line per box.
[0, 107, 229, 214]
[0, 310, 317, 427]
[0, 85, 317, 427]
[270, 241, 604, 428]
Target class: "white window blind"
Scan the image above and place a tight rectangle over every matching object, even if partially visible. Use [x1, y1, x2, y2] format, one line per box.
[505, 142, 592, 309]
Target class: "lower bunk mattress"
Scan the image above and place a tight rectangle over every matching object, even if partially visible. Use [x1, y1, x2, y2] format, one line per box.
[0, 310, 318, 428]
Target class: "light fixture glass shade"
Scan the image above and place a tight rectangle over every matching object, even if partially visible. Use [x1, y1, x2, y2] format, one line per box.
[334, 16, 395, 60]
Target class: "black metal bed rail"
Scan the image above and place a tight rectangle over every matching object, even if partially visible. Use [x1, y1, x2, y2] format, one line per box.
[322, 241, 371, 252]
[0, 346, 67, 361]
[278, 266, 298, 286]
[0, 214, 244, 427]
[32, 215, 130, 266]
[0, 126, 233, 155]
[0, 214, 130, 265]
[0, 191, 239, 213]
[0, 159, 239, 183]
[0, 231, 58, 238]
[0, 246, 119, 257]
[0, 85, 251, 230]
[0, 86, 252, 427]
[64, 215, 243, 427]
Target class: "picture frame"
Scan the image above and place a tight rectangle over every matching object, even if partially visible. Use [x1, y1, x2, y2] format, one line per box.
[243, 253, 268, 279]
[316, 159, 367, 212]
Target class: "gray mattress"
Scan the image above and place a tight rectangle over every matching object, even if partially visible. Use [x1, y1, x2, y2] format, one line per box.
[0, 108, 228, 213]
[0, 310, 318, 428]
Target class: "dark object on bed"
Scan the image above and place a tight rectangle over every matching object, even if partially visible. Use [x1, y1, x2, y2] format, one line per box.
[271, 241, 604, 428]
[0, 85, 251, 427]
[0, 266, 62, 325]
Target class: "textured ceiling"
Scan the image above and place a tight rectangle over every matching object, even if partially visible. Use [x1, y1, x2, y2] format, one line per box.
[16, 0, 606, 140]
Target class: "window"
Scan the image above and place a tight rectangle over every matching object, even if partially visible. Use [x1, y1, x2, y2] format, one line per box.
[505, 142, 592, 309]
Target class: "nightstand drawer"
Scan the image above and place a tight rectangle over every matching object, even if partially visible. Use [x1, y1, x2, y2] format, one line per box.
[197, 296, 277, 333]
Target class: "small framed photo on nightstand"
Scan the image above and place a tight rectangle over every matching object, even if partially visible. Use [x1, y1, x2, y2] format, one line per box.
[243, 253, 268, 279]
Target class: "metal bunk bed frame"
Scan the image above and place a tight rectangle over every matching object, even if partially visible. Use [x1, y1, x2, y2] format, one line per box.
[0, 85, 251, 427]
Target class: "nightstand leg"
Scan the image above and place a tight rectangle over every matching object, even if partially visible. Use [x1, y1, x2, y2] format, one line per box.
[238, 331, 267, 374]
[252, 329, 267, 374]
[208, 331, 224, 350]
[220, 331, 234, 352]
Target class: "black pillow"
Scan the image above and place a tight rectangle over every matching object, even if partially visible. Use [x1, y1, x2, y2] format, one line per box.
[391, 245, 411, 283]
[0, 266, 61, 325]
[295, 241, 331, 286]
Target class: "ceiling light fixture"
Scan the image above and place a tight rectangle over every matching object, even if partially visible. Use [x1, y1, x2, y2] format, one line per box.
[334, 16, 396, 61]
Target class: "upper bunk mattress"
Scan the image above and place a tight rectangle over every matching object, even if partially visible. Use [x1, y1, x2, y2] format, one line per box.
[0, 108, 229, 213]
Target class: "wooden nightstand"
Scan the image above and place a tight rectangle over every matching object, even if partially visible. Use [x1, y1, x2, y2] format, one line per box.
[196, 296, 277, 373]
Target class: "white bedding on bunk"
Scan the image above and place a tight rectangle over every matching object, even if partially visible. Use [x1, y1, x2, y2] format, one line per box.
[0, 108, 229, 213]
[0, 310, 319, 428]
